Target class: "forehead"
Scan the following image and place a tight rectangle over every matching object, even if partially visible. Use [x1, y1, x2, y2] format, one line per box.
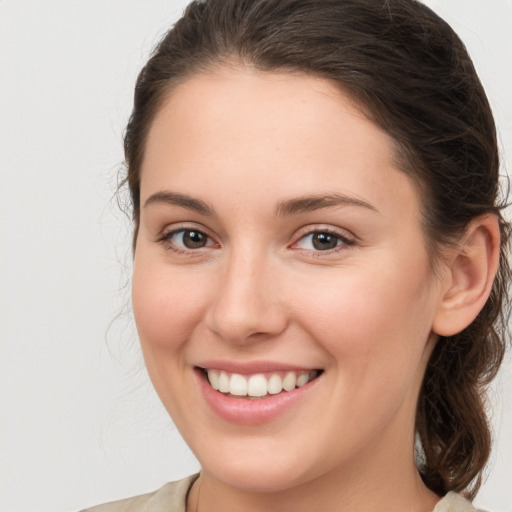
[141, 67, 420, 221]
[146, 68, 386, 160]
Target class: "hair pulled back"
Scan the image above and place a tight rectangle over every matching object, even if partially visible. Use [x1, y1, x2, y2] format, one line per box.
[123, 0, 511, 499]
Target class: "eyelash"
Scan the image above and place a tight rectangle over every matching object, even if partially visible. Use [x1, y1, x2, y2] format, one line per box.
[156, 227, 218, 255]
[290, 228, 356, 256]
[156, 226, 356, 256]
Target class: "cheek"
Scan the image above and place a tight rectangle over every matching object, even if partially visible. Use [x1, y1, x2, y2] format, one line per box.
[131, 259, 206, 355]
[295, 256, 436, 374]
[131, 259, 212, 419]
[298, 266, 436, 442]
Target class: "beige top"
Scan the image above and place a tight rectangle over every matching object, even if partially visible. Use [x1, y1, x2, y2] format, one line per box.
[80, 474, 483, 512]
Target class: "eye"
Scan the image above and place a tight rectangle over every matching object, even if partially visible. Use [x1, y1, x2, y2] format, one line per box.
[161, 228, 216, 252]
[294, 230, 354, 252]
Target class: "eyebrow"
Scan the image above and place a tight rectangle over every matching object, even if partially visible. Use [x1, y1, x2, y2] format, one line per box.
[143, 191, 378, 217]
[144, 191, 215, 215]
[275, 193, 379, 216]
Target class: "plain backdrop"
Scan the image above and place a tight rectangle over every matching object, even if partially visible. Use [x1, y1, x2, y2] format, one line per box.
[1, 1, 511, 511]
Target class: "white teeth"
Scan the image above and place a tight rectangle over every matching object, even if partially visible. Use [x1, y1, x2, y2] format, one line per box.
[296, 372, 309, 387]
[206, 369, 318, 397]
[282, 372, 297, 391]
[247, 374, 268, 397]
[218, 371, 230, 393]
[207, 369, 220, 390]
[267, 373, 283, 394]
[229, 373, 248, 396]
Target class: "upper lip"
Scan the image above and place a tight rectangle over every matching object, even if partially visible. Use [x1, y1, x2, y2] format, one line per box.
[195, 360, 320, 374]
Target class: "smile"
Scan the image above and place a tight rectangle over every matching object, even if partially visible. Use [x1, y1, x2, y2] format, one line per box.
[196, 365, 324, 424]
[204, 369, 320, 398]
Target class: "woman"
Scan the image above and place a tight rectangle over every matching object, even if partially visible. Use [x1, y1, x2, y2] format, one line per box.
[85, 0, 510, 510]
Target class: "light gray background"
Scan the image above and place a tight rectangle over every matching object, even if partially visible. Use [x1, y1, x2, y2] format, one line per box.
[0, 1, 510, 511]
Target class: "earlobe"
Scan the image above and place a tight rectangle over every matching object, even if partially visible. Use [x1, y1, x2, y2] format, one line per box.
[432, 215, 501, 337]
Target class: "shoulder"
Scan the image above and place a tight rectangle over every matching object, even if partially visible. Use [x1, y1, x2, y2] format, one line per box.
[79, 474, 199, 512]
[433, 492, 487, 512]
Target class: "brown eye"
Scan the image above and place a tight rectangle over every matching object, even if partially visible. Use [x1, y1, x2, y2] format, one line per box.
[181, 230, 207, 249]
[311, 232, 340, 250]
[164, 229, 213, 250]
[294, 229, 354, 253]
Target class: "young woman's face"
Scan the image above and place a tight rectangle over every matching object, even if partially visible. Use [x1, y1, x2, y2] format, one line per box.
[132, 69, 445, 492]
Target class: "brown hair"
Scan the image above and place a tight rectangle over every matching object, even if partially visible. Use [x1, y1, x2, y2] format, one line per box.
[123, 0, 511, 499]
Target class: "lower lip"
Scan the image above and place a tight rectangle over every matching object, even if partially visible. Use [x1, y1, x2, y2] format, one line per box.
[196, 369, 320, 425]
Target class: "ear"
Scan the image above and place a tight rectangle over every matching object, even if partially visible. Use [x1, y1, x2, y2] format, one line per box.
[432, 215, 501, 337]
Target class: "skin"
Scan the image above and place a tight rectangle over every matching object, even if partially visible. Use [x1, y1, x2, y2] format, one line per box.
[132, 67, 457, 512]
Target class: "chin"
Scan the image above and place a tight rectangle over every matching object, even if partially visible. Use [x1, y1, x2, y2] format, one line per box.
[197, 444, 322, 494]
[207, 465, 308, 494]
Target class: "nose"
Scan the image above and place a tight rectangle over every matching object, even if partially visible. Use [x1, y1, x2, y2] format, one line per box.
[205, 249, 288, 344]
